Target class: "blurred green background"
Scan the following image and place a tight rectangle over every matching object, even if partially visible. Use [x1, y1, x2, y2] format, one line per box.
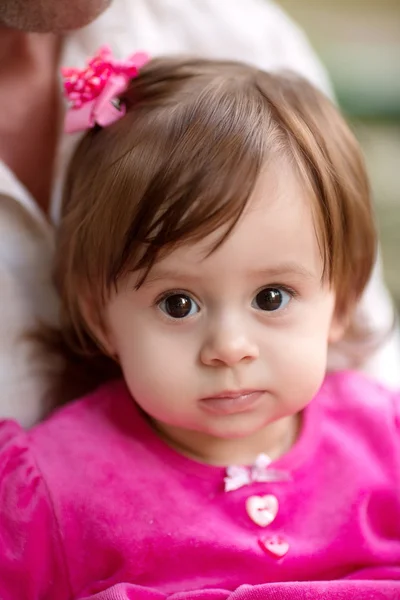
[279, 0, 400, 308]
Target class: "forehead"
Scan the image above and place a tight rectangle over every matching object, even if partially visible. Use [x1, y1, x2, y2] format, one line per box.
[148, 162, 323, 282]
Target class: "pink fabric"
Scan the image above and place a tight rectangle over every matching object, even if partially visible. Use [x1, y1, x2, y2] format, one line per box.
[0, 371, 399, 599]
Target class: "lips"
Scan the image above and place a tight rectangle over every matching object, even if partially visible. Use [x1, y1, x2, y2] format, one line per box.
[199, 390, 264, 415]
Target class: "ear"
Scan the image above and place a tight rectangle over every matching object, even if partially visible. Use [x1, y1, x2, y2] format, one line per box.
[78, 294, 118, 358]
[328, 311, 348, 344]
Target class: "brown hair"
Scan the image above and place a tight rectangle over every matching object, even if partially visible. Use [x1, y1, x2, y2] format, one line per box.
[50, 57, 377, 401]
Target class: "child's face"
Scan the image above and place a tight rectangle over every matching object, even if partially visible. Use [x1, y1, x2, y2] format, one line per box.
[102, 162, 344, 462]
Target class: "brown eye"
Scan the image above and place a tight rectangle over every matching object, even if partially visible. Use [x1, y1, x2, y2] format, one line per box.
[159, 294, 199, 319]
[252, 288, 291, 312]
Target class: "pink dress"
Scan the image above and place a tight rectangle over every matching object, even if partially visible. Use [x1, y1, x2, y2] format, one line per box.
[0, 371, 399, 599]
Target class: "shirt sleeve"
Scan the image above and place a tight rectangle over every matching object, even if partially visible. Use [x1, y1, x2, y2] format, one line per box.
[0, 420, 71, 600]
[0, 193, 60, 427]
[226, 580, 400, 599]
[258, 0, 334, 97]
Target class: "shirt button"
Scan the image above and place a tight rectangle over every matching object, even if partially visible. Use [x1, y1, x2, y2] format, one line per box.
[259, 534, 289, 558]
[246, 494, 279, 527]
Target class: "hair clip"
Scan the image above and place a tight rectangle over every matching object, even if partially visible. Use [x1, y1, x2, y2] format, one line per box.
[62, 45, 149, 134]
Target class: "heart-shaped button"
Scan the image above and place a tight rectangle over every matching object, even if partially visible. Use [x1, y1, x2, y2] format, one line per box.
[259, 535, 289, 558]
[245, 494, 278, 527]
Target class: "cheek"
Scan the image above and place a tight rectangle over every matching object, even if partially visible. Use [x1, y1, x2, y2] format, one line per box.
[272, 335, 327, 390]
[266, 306, 333, 402]
[111, 315, 195, 414]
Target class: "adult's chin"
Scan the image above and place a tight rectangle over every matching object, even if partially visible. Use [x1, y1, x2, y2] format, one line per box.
[0, 0, 112, 33]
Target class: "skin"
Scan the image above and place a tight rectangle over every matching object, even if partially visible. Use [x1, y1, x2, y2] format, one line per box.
[95, 162, 345, 467]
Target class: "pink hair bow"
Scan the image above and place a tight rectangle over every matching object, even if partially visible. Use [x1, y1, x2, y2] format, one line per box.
[224, 453, 290, 492]
[62, 45, 149, 134]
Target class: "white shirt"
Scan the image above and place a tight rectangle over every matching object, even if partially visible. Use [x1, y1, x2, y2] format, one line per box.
[1, 0, 398, 427]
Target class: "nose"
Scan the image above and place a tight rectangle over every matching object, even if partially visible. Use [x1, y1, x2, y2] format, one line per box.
[200, 317, 259, 367]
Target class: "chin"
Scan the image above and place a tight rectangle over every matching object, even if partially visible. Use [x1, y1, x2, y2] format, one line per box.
[55, 0, 113, 31]
[0, 0, 112, 33]
[205, 420, 267, 441]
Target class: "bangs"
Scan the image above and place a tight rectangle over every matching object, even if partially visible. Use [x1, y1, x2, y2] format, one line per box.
[97, 77, 269, 290]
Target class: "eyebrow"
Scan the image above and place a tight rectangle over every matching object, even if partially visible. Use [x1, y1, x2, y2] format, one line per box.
[141, 262, 317, 286]
[253, 263, 317, 280]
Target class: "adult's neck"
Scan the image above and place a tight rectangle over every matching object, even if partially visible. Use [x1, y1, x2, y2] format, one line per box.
[0, 26, 58, 71]
[0, 25, 62, 214]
